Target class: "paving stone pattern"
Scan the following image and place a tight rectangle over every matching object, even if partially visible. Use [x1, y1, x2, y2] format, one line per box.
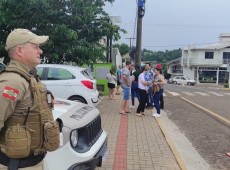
[96, 94, 180, 170]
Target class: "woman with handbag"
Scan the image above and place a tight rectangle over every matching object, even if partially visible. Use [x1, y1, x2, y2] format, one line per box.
[152, 68, 166, 117]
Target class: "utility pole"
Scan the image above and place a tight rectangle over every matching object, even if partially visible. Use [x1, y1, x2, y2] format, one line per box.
[125, 37, 135, 50]
[135, 0, 146, 66]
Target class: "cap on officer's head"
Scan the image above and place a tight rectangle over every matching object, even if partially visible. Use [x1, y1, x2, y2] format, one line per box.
[5, 28, 49, 51]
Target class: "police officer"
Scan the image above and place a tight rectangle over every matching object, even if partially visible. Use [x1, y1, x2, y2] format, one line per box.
[0, 29, 60, 170]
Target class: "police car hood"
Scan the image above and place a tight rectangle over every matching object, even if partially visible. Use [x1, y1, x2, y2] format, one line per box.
[53, 98, 100, 129]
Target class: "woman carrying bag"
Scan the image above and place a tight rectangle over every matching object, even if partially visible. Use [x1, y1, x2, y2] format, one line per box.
[152, 67, 166, 117]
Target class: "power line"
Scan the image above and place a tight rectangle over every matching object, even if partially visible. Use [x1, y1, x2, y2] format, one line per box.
[122, 23, 230, 28]
[142, 42, 220, 48]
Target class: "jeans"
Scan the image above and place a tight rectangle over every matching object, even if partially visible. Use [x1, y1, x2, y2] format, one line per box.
[153, 89, 163, 114]
[160, 88, 164, 109]
[146, 86, 154, 107]
[131, 81, 140, 106]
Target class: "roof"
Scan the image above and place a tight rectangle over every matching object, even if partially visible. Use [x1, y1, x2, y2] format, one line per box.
[183, 42, 230, 51]
[219, 33, 230, 37]
[167, 57, 181, 64]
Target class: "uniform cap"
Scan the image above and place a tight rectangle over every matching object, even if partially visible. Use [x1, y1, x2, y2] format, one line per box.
[5, 28, 49, 50]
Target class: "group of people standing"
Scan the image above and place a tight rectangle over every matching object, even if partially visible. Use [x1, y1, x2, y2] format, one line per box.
[116, 61, 166, 117]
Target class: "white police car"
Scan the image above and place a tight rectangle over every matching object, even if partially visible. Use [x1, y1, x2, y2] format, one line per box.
[44, 98, 107, 170]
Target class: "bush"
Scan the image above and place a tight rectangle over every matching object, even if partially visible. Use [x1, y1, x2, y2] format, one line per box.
[224, 83, 229, 88]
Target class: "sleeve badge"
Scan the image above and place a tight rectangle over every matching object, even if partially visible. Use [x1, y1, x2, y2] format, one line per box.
[2, 86, 19, 101]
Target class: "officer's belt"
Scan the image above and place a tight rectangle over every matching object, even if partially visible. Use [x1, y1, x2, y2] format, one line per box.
[0, 150, 46, 168]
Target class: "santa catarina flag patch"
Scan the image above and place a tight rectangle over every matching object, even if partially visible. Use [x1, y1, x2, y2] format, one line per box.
[2, 86, 19, 101]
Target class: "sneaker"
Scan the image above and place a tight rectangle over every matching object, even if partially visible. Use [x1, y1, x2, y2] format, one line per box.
[152, 113, 161, 118]
[130, 105, 135, 109]
[136, 113, 142, 117]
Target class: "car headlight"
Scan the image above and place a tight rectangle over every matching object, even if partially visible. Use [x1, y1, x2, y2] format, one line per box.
[70, 129, 78, 147]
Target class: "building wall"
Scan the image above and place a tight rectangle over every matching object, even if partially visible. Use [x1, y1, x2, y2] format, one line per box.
[183, 49, 230, 66]
[169, 33, 230, 84]
[219, 48, 230, 66]
[196, 50, 222, 66]
[219, 33, 230, 42]
[183, 66, 195, 79]
[111, 47, 122, 67]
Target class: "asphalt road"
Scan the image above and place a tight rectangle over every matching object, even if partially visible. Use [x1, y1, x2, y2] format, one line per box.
[164, 84, 230, 169]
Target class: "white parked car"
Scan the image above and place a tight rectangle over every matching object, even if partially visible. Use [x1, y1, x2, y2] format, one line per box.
[44, 98, 108, 170]
[37, 64, 99, 106]
[172, 76, 197, 85]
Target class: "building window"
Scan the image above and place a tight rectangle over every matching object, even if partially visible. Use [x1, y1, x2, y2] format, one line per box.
[205, 52, 214, 59]
[223, 52, 230, 64]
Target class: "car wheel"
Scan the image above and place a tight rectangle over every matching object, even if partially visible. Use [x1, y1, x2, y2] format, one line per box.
[68, 96, 87, 104]
[173, 81, 177, 84]
[187, 82, 191, 85]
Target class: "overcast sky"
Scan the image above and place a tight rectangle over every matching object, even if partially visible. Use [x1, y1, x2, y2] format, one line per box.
[105, 0, 230, 51]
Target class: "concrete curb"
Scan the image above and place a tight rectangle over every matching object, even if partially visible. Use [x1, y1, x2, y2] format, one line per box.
[154, 111, 210, 170]
[155, 117, 188, 170]
[180, 97, 230, 127]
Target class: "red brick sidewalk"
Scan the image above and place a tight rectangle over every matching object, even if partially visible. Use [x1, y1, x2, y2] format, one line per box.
[96, 94, 180, 170]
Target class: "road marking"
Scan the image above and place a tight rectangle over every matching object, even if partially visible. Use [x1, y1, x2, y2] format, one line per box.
[181, 92, 194, 96]
[208, 91, 223, 96]
[180, 97, 230, 127]
[194, 92, 209, 96]
[167, 91, 180, 96]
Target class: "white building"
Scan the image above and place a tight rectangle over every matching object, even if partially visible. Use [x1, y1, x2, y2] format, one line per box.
[111, 47, 122, 67]
[168, 33, 230, 84]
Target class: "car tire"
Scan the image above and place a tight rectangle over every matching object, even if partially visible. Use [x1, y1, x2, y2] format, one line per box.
[68, 96, 87, 104]
[173, 81, 177, 84]
[187, 82, 191, 85]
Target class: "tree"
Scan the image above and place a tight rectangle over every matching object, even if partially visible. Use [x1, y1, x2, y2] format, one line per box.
[0, 0, 124, 65]
[113, 43, 129, 56]
[141, 48, 182, 77]
[142, 48, 182, 63]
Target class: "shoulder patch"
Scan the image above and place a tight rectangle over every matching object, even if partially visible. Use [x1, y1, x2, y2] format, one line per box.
[2, 86, 19, 101]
